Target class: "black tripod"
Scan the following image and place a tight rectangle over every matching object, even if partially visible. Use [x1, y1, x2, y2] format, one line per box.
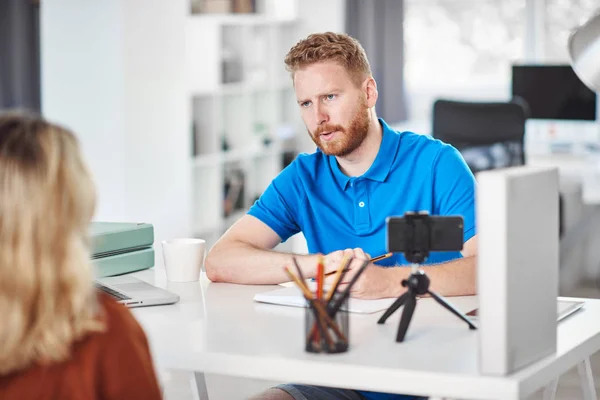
[379, 212, 477, 342]
[377, 263, 477, 342]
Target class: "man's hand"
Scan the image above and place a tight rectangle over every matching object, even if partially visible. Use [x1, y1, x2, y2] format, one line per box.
[321, 248, 355, 275]
[325, 248, 400, 299]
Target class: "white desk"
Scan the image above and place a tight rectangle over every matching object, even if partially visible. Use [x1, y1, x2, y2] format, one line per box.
[131, 268, 600, 400]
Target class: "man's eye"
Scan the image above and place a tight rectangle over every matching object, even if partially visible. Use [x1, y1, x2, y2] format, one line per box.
[326, 94, 337, 100]
[301, 101, 311, 107]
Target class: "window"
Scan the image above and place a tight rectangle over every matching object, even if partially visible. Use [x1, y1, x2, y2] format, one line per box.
[404, 0, 526, 120]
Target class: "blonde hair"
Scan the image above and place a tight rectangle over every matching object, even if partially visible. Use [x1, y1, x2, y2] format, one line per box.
[284, 32, 372, 86]
[0, 111, 104, 375]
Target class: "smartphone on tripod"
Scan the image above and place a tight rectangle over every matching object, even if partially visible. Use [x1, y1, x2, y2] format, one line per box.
[386, 213, 464, 257]
[379, 212, 476, 342]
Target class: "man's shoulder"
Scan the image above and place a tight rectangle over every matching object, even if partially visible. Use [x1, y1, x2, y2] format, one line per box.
[293, 149, 326, 166]
[396, 130, 453, 161]
[279, 149, 327, 178]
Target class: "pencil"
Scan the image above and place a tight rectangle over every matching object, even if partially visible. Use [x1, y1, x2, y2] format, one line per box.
[316, 254, 324, 300]
[311, 254, 354, 344]
[370, 252, 393, 263]
[284, 267, 334, 347]
[327, 258, 371, 317]
[292, 256, 305, 282]
[325, 254, 352, 302]
[324, 252, 393, 276]
[309, 255, 351, 344]
[283, 267, 348, 344]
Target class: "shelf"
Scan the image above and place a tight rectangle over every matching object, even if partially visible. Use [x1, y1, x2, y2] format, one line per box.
[225, 142, 282, 162]
[222, 146, 259, 163]
[254, 144, 283, 158]
[188, 7, 301, 244]
[191, 80, 291, 97]
[193, 142, 282, 168]
[223, 80, 290, 93]
[187, 11, 299, 96]
[189, 14, 297, 26]
[192, 152, 221, 168]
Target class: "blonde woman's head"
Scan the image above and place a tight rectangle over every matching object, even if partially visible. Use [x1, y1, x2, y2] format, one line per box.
[0, 111, 103, 375]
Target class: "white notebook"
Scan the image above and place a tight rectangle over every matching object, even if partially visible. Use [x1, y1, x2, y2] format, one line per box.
[253, 285, 398, 314]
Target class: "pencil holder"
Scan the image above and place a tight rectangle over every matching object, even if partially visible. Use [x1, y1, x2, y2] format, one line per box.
[304, 293, 349, 354]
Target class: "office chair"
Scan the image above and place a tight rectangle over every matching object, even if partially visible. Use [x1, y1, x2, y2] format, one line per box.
[432, 98, 564, 237]
[432, 98, 529, 174]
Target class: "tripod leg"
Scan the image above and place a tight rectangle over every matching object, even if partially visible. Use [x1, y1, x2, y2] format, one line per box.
[427, 290, 477, 330]
[396, 293, 417, 342]
[377, 291, 409, 324]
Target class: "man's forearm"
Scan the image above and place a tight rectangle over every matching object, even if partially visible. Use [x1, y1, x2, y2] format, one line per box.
[205, 241, 318, 284]
[387, 256, 477, 297]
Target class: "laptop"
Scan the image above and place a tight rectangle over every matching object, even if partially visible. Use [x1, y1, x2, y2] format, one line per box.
[95, 275, 180, 308]
[465, 299, 585, 322]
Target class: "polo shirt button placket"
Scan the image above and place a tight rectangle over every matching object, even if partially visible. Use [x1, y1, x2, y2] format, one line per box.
[354, 178, 370, 230]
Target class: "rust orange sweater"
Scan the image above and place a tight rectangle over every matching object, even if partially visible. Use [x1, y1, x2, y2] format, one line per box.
[0, 292, 162, 400]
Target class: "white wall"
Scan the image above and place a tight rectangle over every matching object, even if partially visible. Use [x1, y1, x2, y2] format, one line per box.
[41, 0, 127, 218]
[41, 0, 191, 255]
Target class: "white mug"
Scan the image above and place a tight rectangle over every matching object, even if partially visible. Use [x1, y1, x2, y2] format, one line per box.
[162, 238, 206, 282]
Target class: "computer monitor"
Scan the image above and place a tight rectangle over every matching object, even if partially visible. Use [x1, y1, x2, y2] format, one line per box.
[511, 65, 597, 121]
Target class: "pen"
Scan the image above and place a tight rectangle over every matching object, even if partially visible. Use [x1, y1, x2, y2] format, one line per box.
[324, 252, 393, 276]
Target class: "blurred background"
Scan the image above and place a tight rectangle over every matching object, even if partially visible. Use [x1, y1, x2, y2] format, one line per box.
[3, 0, 600, 291]
[3, 0, 600, 295]
[3, 0, 600, 398]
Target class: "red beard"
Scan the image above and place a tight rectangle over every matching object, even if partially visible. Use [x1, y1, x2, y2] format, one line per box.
[310, 101, 370, 157]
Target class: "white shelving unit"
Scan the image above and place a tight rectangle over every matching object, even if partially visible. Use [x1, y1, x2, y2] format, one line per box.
[186, 2, 305, 247]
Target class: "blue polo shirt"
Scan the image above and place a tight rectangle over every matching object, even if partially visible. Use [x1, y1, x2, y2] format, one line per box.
[249, 118, 476, 266]
[248, 118, 476, 400]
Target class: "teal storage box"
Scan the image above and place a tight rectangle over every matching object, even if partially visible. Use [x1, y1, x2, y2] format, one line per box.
[90, 222, 155, 277]
[90, 222, 154, 257]
[92, 247, 155, 278]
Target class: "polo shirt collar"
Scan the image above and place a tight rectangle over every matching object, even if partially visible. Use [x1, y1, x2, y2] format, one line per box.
[328, 118, 398, 190]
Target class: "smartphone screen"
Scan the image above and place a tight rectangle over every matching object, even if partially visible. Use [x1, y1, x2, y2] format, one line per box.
[386, 214, 464, 253]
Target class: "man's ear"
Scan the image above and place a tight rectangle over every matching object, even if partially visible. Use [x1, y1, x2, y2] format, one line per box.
[364, 77, 378, 108]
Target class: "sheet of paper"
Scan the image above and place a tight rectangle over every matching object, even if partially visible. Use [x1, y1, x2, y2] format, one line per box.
[253, 284, 398, 314]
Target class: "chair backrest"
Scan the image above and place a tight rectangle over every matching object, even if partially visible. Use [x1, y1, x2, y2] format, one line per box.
[432, 99, 528, 174]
